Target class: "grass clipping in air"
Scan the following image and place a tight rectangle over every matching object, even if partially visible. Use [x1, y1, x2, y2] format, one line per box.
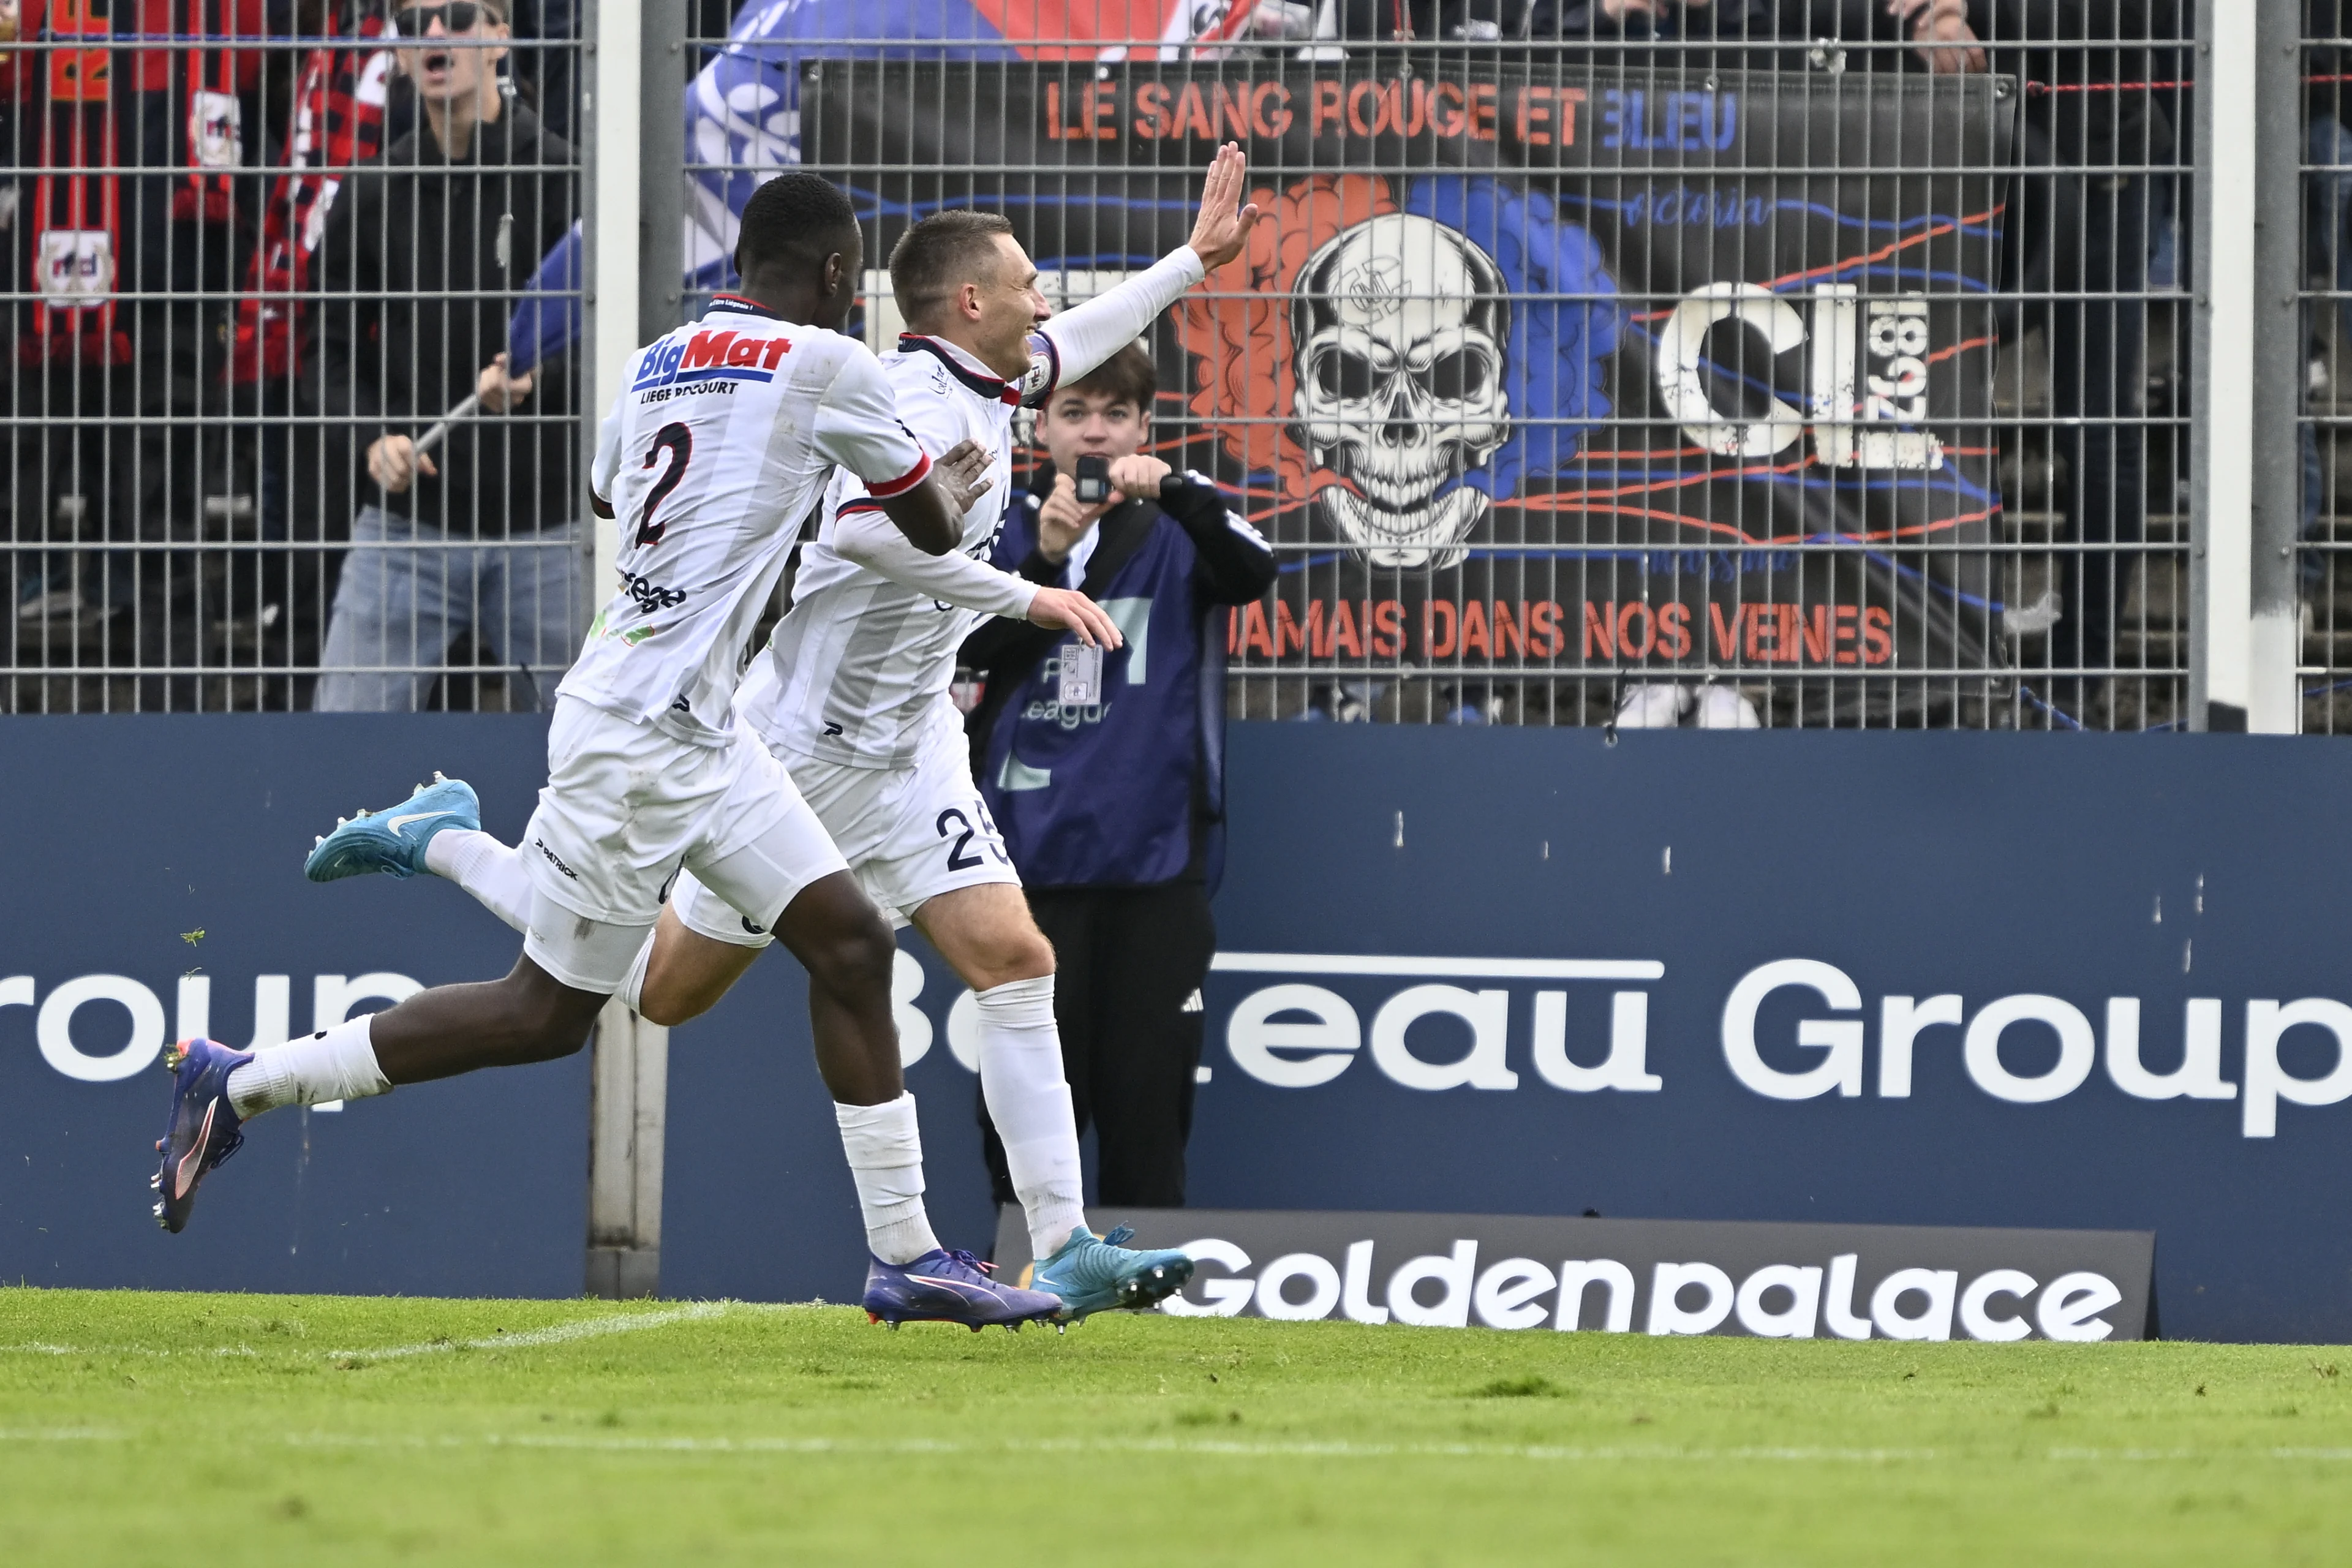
[0, 1286, 2346, 1564]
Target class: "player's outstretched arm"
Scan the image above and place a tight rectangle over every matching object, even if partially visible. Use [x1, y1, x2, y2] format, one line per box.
[862, 437, 990, 558]
[872, 470, 965, 556]
[820, 353, 987, 556]
[1032, 142, 1264, 388]
[1025, 587, 1123, 649]
[830, 503, 1123, 650]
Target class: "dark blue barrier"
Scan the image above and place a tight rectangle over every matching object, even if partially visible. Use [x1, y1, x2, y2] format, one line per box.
[676, 723, 2352, 1342]
[7, 718, 2352, 1342]
[0, 717, 584, 1297]
[1174, 724, 2352, 1345]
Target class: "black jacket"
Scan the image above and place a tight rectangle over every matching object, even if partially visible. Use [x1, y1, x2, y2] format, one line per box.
[312, 102, 579, 535]
[962, 465, 1280, 887]
[1526, 0, 1794, 68]
[962, 465, 1280, 767]
[1784, 0, 2183, 166]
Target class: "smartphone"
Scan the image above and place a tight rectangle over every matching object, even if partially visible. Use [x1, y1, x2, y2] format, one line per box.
[1073, 454, 1112, 504]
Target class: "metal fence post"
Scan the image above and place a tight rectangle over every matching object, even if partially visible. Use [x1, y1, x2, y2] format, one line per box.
[2195, 0, 2304, 731]
[639, 0, 688, 343]
[2250, 0, 2309, 732]
[586, 0, 643, 599]
[586, 1000, 669, 1297]
[581, 0, 685, 1300]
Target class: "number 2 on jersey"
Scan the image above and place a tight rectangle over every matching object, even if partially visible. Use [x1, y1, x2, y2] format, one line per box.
[635, 423, 693, 548]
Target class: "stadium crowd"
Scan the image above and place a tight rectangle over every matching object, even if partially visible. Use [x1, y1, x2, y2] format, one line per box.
[0, 0, 2311, 726]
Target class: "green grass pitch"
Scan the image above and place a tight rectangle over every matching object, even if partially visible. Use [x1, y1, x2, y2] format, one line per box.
[2, 1287, 2348, 1565]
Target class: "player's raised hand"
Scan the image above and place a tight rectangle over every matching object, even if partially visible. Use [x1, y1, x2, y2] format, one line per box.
[934, 438, 995, 516]
[1186, 143, 1264, 273]
[1027, 586, 1123, 650]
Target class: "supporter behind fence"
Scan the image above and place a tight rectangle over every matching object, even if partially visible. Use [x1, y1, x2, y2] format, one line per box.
[311, 0, 580, 712]
[0, 1, 2299, 729]
[962, 344, 1277, 1207]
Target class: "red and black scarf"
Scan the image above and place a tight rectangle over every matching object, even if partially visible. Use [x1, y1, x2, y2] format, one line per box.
[231, 4, 390, 385]
[26, 0, 129, 366]
[170, 0, 246, 224]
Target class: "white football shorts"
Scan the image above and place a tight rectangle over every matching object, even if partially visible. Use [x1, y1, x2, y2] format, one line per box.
[674, 726, 1019, 948]
[518, 695, 851, 989]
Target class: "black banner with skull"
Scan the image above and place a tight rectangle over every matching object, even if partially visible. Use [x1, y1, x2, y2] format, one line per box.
[804, 61, 2011, 720]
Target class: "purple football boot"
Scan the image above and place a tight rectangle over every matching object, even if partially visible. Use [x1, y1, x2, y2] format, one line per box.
[862, 1249, 1064, 1332]
[151, 1038, 252, 1233]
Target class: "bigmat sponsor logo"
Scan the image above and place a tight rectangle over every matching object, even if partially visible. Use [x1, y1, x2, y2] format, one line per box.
[1208, 953, 2352, 1139]
[630, 327, 790, 391]
[993, 1209, 2155, 1342]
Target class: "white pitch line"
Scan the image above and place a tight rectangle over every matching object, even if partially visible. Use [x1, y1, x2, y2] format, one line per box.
[0, 1343, 258, 1359]
[0, 1302, 735, 1365]
[262, 1433, 1948, 1461]
[0, 1428, 2348, 1463]
[328, 1302, 729, 1362]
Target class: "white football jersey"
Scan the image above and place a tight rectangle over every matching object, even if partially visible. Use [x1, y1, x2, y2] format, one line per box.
[744, 331, 1058, 769]
[559, 295, 932, 742]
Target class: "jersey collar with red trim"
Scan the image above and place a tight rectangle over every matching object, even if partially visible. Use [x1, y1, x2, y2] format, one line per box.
[897, 332, 1023, 407]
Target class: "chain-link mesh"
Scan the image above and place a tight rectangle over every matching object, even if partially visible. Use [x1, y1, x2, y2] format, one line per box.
[678, 2, 2191, 729]
[2303, 6, 2352, 733]
[0, 3, 2214, 726]
[3, 2, 582, 712]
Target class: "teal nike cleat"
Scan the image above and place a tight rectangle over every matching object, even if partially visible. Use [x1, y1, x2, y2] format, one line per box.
[303, 772, 480, 882]
[1028, 1225, 1197, 1322]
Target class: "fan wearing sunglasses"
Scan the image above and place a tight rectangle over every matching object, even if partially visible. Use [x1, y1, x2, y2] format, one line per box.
[312, 0, 583, 712]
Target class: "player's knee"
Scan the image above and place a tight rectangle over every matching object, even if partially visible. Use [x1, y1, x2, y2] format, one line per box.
[637, 953, 715, 1028]
[495, 971, 603, 1062]
[807, 906, 898, 1001]
[1006, 927, 1055, 982]
[507, 999, 597, 1063]
[635, 988, 696, 1030]
[968, 926, 1055, 991]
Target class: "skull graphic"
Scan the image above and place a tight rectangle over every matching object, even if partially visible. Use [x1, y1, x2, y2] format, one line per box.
[1292, 213, 1511, 568]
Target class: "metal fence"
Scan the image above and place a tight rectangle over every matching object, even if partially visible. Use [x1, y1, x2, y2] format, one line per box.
[0, 0, 2323, 733]
[3, 4, 582, 713]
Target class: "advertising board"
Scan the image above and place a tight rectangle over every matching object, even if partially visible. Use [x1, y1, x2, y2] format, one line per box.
[990, 1208, 2156, 1341]
[7, 718, 2352, 1343]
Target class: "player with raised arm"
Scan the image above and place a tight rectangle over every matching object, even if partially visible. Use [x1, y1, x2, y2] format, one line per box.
[155, 174, 1097, 1332]
[331, 147, 1265, 1323]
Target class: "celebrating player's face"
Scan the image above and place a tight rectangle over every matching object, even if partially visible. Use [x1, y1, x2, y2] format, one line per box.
[968, 233, 1053, 379]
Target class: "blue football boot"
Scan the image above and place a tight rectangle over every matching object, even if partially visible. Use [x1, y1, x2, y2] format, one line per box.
[1030, 1226, 1198, 1322]
[303, 772, 479, 882]
[151, 1038, 252, 1233]
[862, 1250, 1065, 1332]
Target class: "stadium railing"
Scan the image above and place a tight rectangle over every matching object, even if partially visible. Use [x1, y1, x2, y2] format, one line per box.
[4, 0, 2318, 736]
[2, 9, 584, 715]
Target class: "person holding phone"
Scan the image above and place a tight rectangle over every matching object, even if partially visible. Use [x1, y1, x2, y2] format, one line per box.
[961, 343, 1278, 1211]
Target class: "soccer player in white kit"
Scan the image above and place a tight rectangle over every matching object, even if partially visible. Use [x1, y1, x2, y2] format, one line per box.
[405, 148, 1264, 1321]
[640, 147, 1264, 1318]
[155, 175, 1100, 1329]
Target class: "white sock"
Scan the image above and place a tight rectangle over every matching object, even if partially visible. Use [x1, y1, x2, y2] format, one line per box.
[424, 829, 533, 933]
[834, 1093, 941, 1265]
[618, 932, 655, 1016]
[225, 1015, 393, 1119]
[973, 974, 1088, 1259]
